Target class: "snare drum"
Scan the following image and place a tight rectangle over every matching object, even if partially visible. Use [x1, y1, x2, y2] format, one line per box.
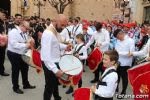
[87, 47, 103, 72]
[74, 88, 93, 100]
[22, 49, 42, 73]
[0, 34, 8, 47]
[128, 62, 150, 99]
[59, 55, 83, 85]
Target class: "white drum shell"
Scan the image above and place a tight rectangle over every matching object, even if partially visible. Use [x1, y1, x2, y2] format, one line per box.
[59, 55, 83, 76]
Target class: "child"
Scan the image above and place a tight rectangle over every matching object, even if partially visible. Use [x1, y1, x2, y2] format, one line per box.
[66, 33, 88, 94]
[91, 50, 119, 100]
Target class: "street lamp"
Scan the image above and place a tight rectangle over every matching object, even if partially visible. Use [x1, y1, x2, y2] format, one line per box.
[33, 0, 46, 18]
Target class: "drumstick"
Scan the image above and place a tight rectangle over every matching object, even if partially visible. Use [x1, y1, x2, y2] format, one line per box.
[63, 66, 81, 73]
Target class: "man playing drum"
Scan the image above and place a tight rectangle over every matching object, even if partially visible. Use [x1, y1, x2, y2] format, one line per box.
[7, 21, 36, 94]
[41, 14, 72, 100]
[129, 25, 150, 62]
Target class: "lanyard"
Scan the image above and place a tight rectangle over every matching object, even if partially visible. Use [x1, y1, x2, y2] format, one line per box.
[20, 32, 27, 41]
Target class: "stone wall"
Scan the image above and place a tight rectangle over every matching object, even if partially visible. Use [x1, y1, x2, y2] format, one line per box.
[11, 0, 114, 21]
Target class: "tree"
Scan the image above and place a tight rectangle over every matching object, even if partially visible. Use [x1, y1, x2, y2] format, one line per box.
[47, 0, 74, 14]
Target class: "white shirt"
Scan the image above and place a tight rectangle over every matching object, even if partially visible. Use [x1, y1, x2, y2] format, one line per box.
[41, 28, 67, 74]
[60, 26, 71, 42]
[87, 26, 94, 35]
[133, 39, 150, 57]
[71, 24, 83, 37]
[73, 43, 87, 60]
[115, 35, 135, 66]
[7, 26, 29, 54]
[86, 28, 110, 52]
[95, 66, 118, 98]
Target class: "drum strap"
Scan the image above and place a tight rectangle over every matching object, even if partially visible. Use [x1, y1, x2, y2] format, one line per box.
[66, 27, 71, 38]
[71, 25, 80, 37]
[74, 44, 84, 55]
[96, 69, 116, 89]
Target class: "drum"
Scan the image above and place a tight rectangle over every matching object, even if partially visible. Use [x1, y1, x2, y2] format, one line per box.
[87, 47, 103, 72]
[134, 56, 147, 65]
[128, 62, 150, 100]
[0, 34, 8, 47]
[74, 88, 93, 100]
[22, 49, 42, 73]
[59, 55, 83, 86]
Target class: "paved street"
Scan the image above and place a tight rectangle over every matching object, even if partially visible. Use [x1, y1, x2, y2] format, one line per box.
[0, 56, 132, 100]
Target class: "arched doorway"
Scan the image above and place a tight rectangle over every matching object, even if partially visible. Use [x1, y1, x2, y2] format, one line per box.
[0, 0, 11, 16]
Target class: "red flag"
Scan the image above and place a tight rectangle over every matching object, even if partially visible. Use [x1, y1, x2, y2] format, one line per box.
[128, 62, 150, 100]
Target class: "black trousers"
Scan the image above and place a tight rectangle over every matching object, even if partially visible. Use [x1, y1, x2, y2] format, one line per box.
[7, 50, 30, 90]
[42, 62, 61, 100]
[78, 78, 82, 88]
[95, 95, 113, 100]
[0, 46, 6, 74]
[94, 62, 104, 81]
[117, 66, 130, 93]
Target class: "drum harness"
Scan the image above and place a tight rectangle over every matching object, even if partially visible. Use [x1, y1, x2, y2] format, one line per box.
[73, 44, 84, 56]
[93, 69, 117, 98]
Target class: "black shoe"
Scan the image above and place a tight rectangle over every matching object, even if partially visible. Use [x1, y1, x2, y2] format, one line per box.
[65, 86, 73, 94]
[121, 91, 126, 95]
[14, 89, 24, 94]
[90, 79, 98, 83]
[0, 72, 9, 76]
[23, 85, 36, 89]
[54, 96, 61, 100]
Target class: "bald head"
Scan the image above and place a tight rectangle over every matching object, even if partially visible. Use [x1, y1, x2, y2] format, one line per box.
[54, 14, 68, 32]
[56, 14, 68, 27]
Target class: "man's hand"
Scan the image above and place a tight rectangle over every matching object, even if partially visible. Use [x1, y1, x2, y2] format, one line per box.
[65, 43, 72, 51]
[146, 57, 150, 61]
[91, 85, 96, 93]
[56, 70, 64, 78]
[26, 38, 35, 49]
[75, 53, 79, 58]
[95, 43, 101, 47]
[128, 51, 133, 57]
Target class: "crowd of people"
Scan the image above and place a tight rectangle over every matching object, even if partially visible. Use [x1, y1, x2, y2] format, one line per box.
[0, 7, 150, 100]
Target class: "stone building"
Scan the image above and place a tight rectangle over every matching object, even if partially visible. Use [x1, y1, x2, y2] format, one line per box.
[1, 0, 149, 24]
[1, 0, 114, 21]
[134, 0, 150, 24]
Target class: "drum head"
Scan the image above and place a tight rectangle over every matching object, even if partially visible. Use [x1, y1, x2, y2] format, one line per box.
[59, 55, 83, 76]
